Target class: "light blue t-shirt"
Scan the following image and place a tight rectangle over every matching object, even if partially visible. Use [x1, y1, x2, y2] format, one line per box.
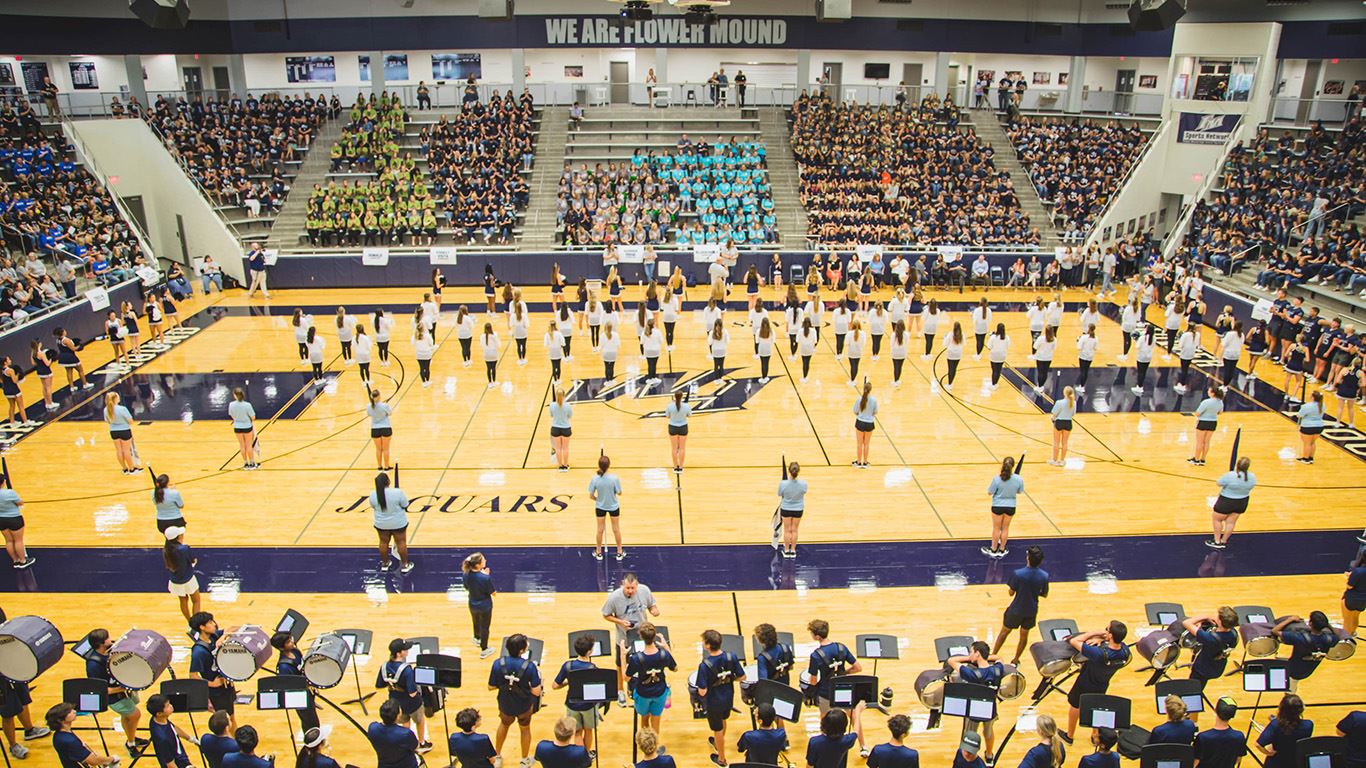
[778, 478, 807, 511]
[369, 488, 409, 530]
[853, 395, 878, 423]
[665, 401, 692, 427]
[1050, 399, 1076, 420]
[106, 404, 132, 431]
[549, 402, 573, 429]
[588, 473, 622, 511]
[1195, 397, 1223, 423]
[1216, 471, 1257, 499]
[1297, 402, 1324, 428]
[154, 489, 184, 521]
[987, 473, 1024, 508]
[367, 402, 392, 429]
[0, 489, 21, 517]
[227, 400, 255, 429]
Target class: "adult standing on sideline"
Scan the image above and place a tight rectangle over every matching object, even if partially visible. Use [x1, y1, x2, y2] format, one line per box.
[244, 242, 270, 299]
[777, 461, 807, 558]
[992, 545, 1048, 664]
[463, 552, 497, 659]
[603, 573, 661, 708]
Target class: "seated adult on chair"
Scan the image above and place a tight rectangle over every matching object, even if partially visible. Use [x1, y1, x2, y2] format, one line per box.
[970, 255, 991, 287]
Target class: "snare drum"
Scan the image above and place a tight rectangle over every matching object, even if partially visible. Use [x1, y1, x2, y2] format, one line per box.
[686, 671, 707, 719]
[1029, 640, 1077, 678]
[0, 616, 64, 683]
[1327, 630, 1356, 662]
[1136, 626, 1181, 669]
[1176, 619, 1205, 651]
[302, 633, 352, 689]
[913, 668, 952, 708]
[997, 663, 1026, 701]
[215, 625, 272, 682]
[739, 664, 758, 705]
[109, 629, 172, 690]
[1239, 622, 1278, 657]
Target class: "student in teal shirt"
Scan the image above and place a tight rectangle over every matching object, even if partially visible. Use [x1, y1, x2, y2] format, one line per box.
[588, 455, 624, 561]
[0, 481, 33, 569]
[984, 456, 1024, 558]
[228, 387, 259, 471]
[852, 383, 878, 468]
[370, 472, 413, 573]
[777, 462, 807, 558]
[153, 474, 186, 533]
[1296, 391, 1325, 464]
[1190, 386, 1225, 467]
[1209, 457, 1256, 549]
[549, 390, 573, 471]
[1049, 386, 1077, 466]
[665, 392, 691, 474]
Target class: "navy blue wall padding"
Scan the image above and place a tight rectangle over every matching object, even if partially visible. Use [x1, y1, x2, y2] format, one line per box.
[0, 279, 143, 369]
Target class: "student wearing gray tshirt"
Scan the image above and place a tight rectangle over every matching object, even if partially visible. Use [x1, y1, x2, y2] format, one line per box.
[1209, 457, 1256, 550]
[777, 462, 808, 559]
[665, 392, 692, 474]
[588, 455, 625, 562]
[228, 387, 259, 470]
[984, 457, 1024, 558]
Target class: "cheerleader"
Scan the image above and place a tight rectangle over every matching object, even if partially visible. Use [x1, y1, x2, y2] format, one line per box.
[797, 318, 818, 383]
[868, 301, 887, 361]
[483, 264, 497, 313]
[756, 318, 775, 383]
[1332, 358, 1360, 428]
[371, 472, 413, 572]
[661, 288, 681, 351]
[944, 322, 965, 392]
[748, 300, 770, 358]
[983, 456, 1023, 557]
[600, 322, 620, 379]
[1296, 391, 1325, 464]
[606, 266, 624, 313]
[589, 454, 624, 560]
[1077, 325, 1099, 394]
[888, 288, 909, 330]
[1214, 304, 1236, 345]
[1185, 296, 1205, 348]
[28, 340, 56, 411]
[480, 322, 500, 388]
[586, 297, 604, 350]
[770, 252, 785, 290]
[292, 309, 313, 363]
[105, 310, 129, 368]
[548, 387, 573, 471]
[545, 321, 566, 382]
[1209, 458, 1255, 549]
[1131, 325, 1156, 395]
[920, 299, 941, 359]
[510, 303, 530, 365]
[160, 289, 179, 330]
[971, 298, 992, 359]
[633, 303, 650, 356]
[701, 298, 723, 341]
[645, 281, 662, 327]
[1173, 325, 1198, 393]
[907, 286, 924, 337]
[304, 326, 326, 383]
[987, 323, 1010, 390]
[374, 309, 394, 367]
[852, 380, 877, 467]
[1282, 334, 1309, 402]
[413, 326, 435, 387]
[0, 469, 31, 568]
[53, 327, 90, 390]
[1, 357, 32, 427]
[355, 324, 373, 382]
[1216, 321, 1244, 386]
[1189, 385, 1224, 466]
[432, 268, 446, 313]
[335, 307, 356, 364]
[557, 304, 576, 360]
[784, 295, 804, 358]
[1244, 322, 1269, 380]
[105, 393, 139, 474]
[668, 265, 688, 304]
[831, 301, 852, 355]
[1026, 298, 1046, 353]
[121, 301, 141, 353]
[708, 320, 730, 376]
[455, 306, 475, 367]
[846, 320, 866, 384]
[889, 321, 908, 388]
[744, 265, 763, 310]
[1033, 326, 1056, 394]
[1045, 294, 1064, 338]
[228, 386, 258, 470]
[1078, 300, 1102, 337]
[1050, 385, 1077, 466]
[420, 293, 438, 336]
[804, 289, 824, 342]
[145, 294, 164, 347]
[777, 461, 806, 558]
[1119, 297, 1141, 360]
[550, 263, 566, 310]
[1163, 297, 1183, 358]
[666, 391, 691, 473]
[805, 265, 821, 300]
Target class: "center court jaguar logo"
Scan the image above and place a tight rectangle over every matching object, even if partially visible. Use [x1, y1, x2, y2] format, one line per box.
[336, 494, 573, 514]
[563, 368, 776, 417]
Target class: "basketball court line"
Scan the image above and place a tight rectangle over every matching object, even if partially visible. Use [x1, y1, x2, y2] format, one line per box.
[772, 339, 833, 465]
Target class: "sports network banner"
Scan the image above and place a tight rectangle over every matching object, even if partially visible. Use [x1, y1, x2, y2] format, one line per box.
[1177, 112, 1240, 145]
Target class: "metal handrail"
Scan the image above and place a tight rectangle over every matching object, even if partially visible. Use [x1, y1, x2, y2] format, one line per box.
[1160, 116, 1244, 265]
[1288, 200, 1355, 239]
[56, 114, 159, 265]
[1081, 117, 1171, 252]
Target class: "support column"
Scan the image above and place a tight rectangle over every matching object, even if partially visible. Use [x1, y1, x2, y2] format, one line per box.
[796, 49, 811, 93]
[511, 48, 526, 94]
[369, 50, 385, 98]
[655, 48, 669, 85]
[933, 52, 950, 98]
[123, 54, 148, 107]
[226, 54, 248, 98]
[1065, 55, 1086, 113]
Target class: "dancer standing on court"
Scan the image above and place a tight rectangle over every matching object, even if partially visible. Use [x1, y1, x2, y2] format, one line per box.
[1050, 387, 1076, 466]
[589, 454, 625, 561]
[784, 294, 803, 358]
[121, 301, 141, 355]
[868, 301, 887, 361]
[1189, 386, 1224, 466]
[29, 340, 56, 412]
[666, 391, 690, 474]
[305, 325, 326, 384]
[1295, 391, 1325, 464]
[367, 388, 393, 470]
[1208, 457, 1255, 549]
[944, 322, 965, 392]
[545, 321, 565, 382]
[152, 474, 185, 532]
[1216, 321, 1244, 386]
[105, 392, 140, 474]
[509, 304, 528, 366]
[756, 318, 775, 383]
[373, 309, 393, 367]
[1077, 325, 1099, 394]
[846, 320, 866, 384]
[921, 299, 942, 359]
[599, 322, 620, 379]
[456, 306, 476, 368]
[1033, 327, 1057, 394]
[105, 310, 129, 368]
[483, 264, 498, 314]
[708, 320, 730, 376]
[1119, 297, 1141, 361]
[480, 323, 501, 388]
[54, 327, 90, 390]
[852, 381, 877, 467]
[549, 387, 573, 471]
[0, 471, 32, 569]
[972, 298, 992, 360]
[1131, 325, 1156, 396]
[145, 294, 164, 348]
[749, 300, 770, 358]
[983, 456, 1023, 557]
[371, 472, 413, 572]
[889, 321, 908, 388]
[777, 461, 806, 558]
[413, 325, 435, 388]
[0, 357, 31, 429]
[1173, 324, 1198, 393]
[641, 320, 664, 385]
[831, 301, 852, 356]
[336, 307, 356, 364]
[987, 323, 1010, 390]
[797, 318, 818, 384]
[228, 387, 258, 470]
[354, 323, 373, 383]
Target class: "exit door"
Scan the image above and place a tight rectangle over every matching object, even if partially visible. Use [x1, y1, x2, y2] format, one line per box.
[183, 67, 204, 98]
[822, 62, 842, 101]
[1115, 69, 1136, 114]
[902, 62, 922, 104]
[212, 66, 230, 101]
[609, 61, 629, 104]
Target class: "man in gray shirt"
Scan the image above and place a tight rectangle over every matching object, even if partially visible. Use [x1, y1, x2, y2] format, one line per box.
[602, 572, 659, 707]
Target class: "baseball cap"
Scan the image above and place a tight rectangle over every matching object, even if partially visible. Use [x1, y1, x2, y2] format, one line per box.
[302, 725, 332, 749]
[960, 730, 982, 755]
[388, 638, 413, 655]
[164, 526, 186, 541]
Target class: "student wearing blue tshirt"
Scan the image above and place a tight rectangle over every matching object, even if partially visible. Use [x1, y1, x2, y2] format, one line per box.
[805, 619, 863, 718]
[738, 703, 790, 766]
[624, 622, 675, 742]
[1209, 457, 1256, 549]
[369, 700, 419, 768]
[851, 381, 877, 468]
[146, 694, 195, 768]
[489, 634, 544, 768]
[1256, 694, 1313, 768]
[188, 612, 237, 733]
[552, 634, 601, 756]
[952, 731, 986, 768]
[1295, 390, 1325, 463]
[1048, 386, 1076, 466]
[534, 718, 591, 768]
[83, 629, 149, 758]
[47, 703, 117, 768]
[865, 714, 918, 768]
[1343, 551, 1366, 637]
[753, 623, 795, 686]
[450, 709, 497, 768]
[297, 726, 341, 768]
[946, 642, 1005, 761]
[221, 726, 270, 768]
[375, 638, 430, 751]
[665, 391, 691, 474]
[805, 705, 864, 768]
[1019, 713, 1065, 768]
[588, 455, 624, 562]
[152, 474, 186, 533]
[370, 472, 413, 573]
[635, 728, 674, 768]
[1271, 611, 1339, 688]
[463, 552, 498, 659]
[199, 711, 239, 768]
[1150, 696, 1197, 745]
[1194, 698, 1248, 768]
[1189, 385, 1225, 466]
[1076, 727, 1118, 768]
[993, 545, 1049, 665]
[696, 629, 748, 766]
[269, 632, 319, 732]
[1182, 607, 1240, 708]
[777, 461, 808, 558]
[1336, 709, 1366, 768]
[1063, 621, 1129, 744]
[983, 456, 1024, 558]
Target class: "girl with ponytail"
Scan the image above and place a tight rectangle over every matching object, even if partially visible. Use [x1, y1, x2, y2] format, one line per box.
[1049, 386, 1076, 466]
[665, 391, 692, 474]
[1026, 713, 1065, 767]
[369, 472, 412, 573]
[984, 456, 1023, 558]
[105, 392, 139, 474]
[462, 553, 497, 658]
[152, 474, 185, 533]
[588, 454, 624, 561]
[852, 380, 877, 468]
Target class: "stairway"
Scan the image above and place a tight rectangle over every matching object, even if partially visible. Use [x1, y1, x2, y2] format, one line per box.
[757, 107, 808, 247]
[521, 107, 568, 248]
[266, 118, 344, 251]
[968, 112, 1064, 248]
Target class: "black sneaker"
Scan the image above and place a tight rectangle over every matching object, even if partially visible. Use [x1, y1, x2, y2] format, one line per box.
[417, 741, 433, 754]
[1059, 732, 1074, 746]
[15, 555, 35, 569]
[709, 756, 726, 767]
[1204, 539, 1225, 550]
[980, 546, 995, 556]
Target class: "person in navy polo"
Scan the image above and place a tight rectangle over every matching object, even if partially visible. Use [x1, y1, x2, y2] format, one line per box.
[993, 545, 1049, 665]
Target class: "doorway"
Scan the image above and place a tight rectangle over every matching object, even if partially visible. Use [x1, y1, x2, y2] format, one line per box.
[212, 66, 230, 101]
[901, 62, 922, 104]
[821, 62, 842, 101]
[1115, 69, 1136, 114]
[609, 61, 629, 104]
[182, 67, 204, 99]
[947, 64, 960, 103]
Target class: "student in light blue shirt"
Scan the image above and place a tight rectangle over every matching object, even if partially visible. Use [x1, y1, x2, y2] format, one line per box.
[1190, 385, 1225, 467]
[0, 480, 32, 569]
[549, 389, 573, 471]
[588, 455, 624, 562]
[227, 387, 259, 470]
[1296, 391, 1325, 464]
[366, 388, 394, 472]
[153, 474, 186, 533]
[984, 456, 1024, 558]
[1209, 457, 1256, 550]
[104, 392, 141, 475]
[665, 392, 691, 474]
[1049, 386, 1077, 466]
[852, 382, 878, 468]
[777, 462, 807, 558]
[370, 472, 413, 573]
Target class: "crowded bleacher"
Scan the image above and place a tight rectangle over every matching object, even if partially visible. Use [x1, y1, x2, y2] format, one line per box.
[1006, 117, 1149, 235]
[424, 89, 534, 245]
[790, 92, 1038, 246]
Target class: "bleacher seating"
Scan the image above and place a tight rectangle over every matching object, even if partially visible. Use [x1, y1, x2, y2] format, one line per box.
[1006, 116, 1148, 234]
[789, 93, 1038, 246]
[424, 91, 533, 245]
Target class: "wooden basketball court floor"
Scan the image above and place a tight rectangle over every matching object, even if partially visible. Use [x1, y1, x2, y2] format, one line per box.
[2, 284, 1362, 766]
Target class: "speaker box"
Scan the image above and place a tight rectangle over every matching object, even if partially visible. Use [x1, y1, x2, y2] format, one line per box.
[478, 0, 512, 19]
[816, 0, 851, 22]
[128, 0, 190, 29]
[1127, 0, 1185, 32]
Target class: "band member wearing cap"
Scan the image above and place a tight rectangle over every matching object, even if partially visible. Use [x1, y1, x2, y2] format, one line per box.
[84, 629, 149, 758]
[189, 612, 237, 734]
[146, 694, 196, 768]
[199, 712, 238, 768]
[1255, 694, 1313, 768]
[1194, 698, 1247, 768]
[376, 639, 430, 752]
[738, 703, 789, 766]
[48, 702, 121, 768]
[488, 634, 543, 768]
[954, 730, 985, 768]
[552, 634, 602, 755]
[296, 725, 340, 768]
[696, 629, 749, 767]
[1271, 612, 1339, 691]
[368, 700, 419, 768]
[533, 717, 590, 768]
[753, 624, 795, 687]
[1181, 608, 1239, 717]
[993, 545, 1049, 665]
[163, 526, 199, 621]
[805, 620, 862, 716]
[271, 632, 320, 732]
[946, 642, 1004, 763]
[1062, 621, 1129, 744]
[624, 622, 675, 743]
[603, 573, 661, 708]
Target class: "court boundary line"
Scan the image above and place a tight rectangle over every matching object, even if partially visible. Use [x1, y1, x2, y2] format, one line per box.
[772, 336, 832, 466]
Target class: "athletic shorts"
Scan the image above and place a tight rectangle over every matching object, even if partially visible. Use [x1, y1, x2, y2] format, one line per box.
[634, 691, 666, 717]
[0, 516, 22, 531]
[375, 525, 408, 535]
[566, 705, 601, 729]
[0, 681, 31, 717]
[108, 691, 140, 716]
[498, 706, 534, 726]
[1003, 609, 1037, 630]
[668, 424, 688, 437]
[1196, 420, 1217, 432]
[234, 426, 254, 434]
[707, 706, 730, 732]
[1213, 496, 1248, 515]
[156, 517, 187, 533]
[168, 576, 200, 597]
[110, 429, 133, 441]
[207, 685, 236, 714]
[371, 427, 393, 438]
[855, 419, 875, 433]
[1300, 425, 1323, 435]
[1344, 596, 1366, 613]
[1053, 419, 1073, 432]
[595, 507, 620, 518]
[991, 506, 1016, 517]
[551, 426, 572, 438]
[780, 508, 804, 519]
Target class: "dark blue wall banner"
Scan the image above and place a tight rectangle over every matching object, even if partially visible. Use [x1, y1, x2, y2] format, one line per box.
[1177, 112, 1240, 144]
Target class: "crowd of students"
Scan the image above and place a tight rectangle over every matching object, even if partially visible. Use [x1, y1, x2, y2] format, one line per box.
[1006, 117, 1149, 237]
[790, 92, 1038, 247]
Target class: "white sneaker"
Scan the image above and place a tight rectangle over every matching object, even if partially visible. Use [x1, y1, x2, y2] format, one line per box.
[422, 380, 432, 388]
[759, 377, 770, 384]
[973, 354, 981, 361]
[1117, 354, 1127, 362]
[1247, 372, 1257, 380]
[487, 382, 496, 389]
[493, 757, 503, 768]
[1131, 386, 1143, 395]
[921, 354, 931, 360]
[10, 744, 28, 759]
[871, 355, 879, 362]
[892, 380, 901, 388]
[480, 647, 496, 658]
[945, 383, 953, 392]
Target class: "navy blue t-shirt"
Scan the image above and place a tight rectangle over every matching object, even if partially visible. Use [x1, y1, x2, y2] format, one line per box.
[1337, 711, 1366, 767]
[277, 649, 303, 677]
[489, 656, 542, 715]
[1346, 568, 1366, 601]
[626, 648, 676, 698]
[1194, 727, 1248, 768]
[1006, 566, 1050, 616]
[449, 732, 496, 768]
[1257, 717, 1313, 768]
[1150, 719, 1197, 745]
[369, 722, 419, 768]
[951, 753, 985, 768]
[807, 642, 857, 699]
[199, 733, 241, 768]
[738, 728, 789, 765]
[53, 731, 93, 768]
[150, 719, 191, 768]
[636, 756, 677, 768]
[1018, 742, 1063, 768]
[697, 651, 746, 708]
[464, 570, 496, 610]
[1190, 628, 1238, 681]
[555, 659, 596, 711]
[1280, 631, 1332, 680]
[866, 743, 919, 768]
[376, 661, 422, 714]
[534, 741, 591, 768]
[1078, 752, 1118, 768]
[756, 643, 795, 684]
[190, 638, 222, 683]
[222, 753, 272, 768]
[167, 543, 195, 584]
[805, 732, 857, 768]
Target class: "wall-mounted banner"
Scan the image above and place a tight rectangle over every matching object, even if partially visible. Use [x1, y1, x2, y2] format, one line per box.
[362, 247, 390, 266]
[545, 16, 787, 47]
[693, 243, 721, 264]
[430, 247, 458, 265]
[617, 245, 645, 264]
[263, 249, 279, 266]
[854, 244, 882, 263]
[936, 245, 964, 260]
[1177, 112, 1239, 145]
[85, 286, 110, 312]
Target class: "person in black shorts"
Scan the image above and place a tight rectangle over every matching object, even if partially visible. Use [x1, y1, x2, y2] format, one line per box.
[1343, 551, 1366, 637]
[1181, 607, 1239, 721]
[1063, 621, 1129, 744]
[993, 545, 1049, 665]
[188, 612, 237, 734]
[695, 629, 746, 767]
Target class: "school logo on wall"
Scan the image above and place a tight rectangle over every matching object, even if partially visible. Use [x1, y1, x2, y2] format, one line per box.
[564, 368, 777, 417]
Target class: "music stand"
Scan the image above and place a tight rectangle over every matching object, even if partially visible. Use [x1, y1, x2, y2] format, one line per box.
[750, 632, 795, 662]
[720, 634, 748, 663]
[1154, 679, 1204, 714]
[275, 610, 309, 644]
[626, 625, 670, 653]
[567, 668, 617, 768]
[934, 636, 975, 663]
[415, 653, 462, 763]
[500, 636, 545, 666]
[334, 628, 375, 713]
[1079, 693, 1131, 731]
[751, 679, 802, 723]
[828, 674, 880, 712]
[1038, 619, 1080, 644]
[1145, 603, 1186, 627]
[942, 681, 997, 723]
[160, 677, 210, 765]
[406, 636, 439, 658]
[62, 678, 109, 756]
[1296, 736, 1346, 768]
[1139, 743, 1193, 768]
[567, 630, 613, 659]
[1234, 606, 1275, 626]
[256, 675, 312, 758]
[856, 634, 899, 677]
[1242, 660, 1291, 693]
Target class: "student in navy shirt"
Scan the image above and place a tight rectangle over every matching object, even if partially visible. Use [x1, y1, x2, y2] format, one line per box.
[806, 705, 864, 768]
[449, 708, 497, 768]
[488, 634, 544, 768]
[552, 634, 601, 756]
[146, 694, 195, 768]
[1182, 607, 1240, 702]
[375, 638, 430, 750]
[1077, 727, 1118, 768]
[624, 622, 675, 738]
[952, 731, 986, 768]
[83, 628, 149, 758]
[1271, 611, 1338, 685]
[1019, 713, 1065, 768]
[1343, 551, 1366, 637]
[1255, 694, 1313, 768]
[198, 711, 240, 768]
[369, 700, 419, 768]
[48, 702, 120, 768]
[188, 612, 236, 733]
[462, 552, 498, 658]
[805, 619, 862, 714]
[1195, 698, 1248, 768]
[696, 629, 748, 766]
[737, 703, 790, 766]
[753, 623, 795, 686]
[1336, 709, 1366, 768]
[635, 728, 675, 768]
[946, 641, 1005, 761]
[994, 545, 1049, 665]
[533, 717, 590, 768]
[865, 714, 918, 768]
[1063, 621, 1129, 743]
[270, 631, 319, 732]
[1150, 696, 1197, 745]
[297, 726, 342, 768]
[220, 725, 270, 768]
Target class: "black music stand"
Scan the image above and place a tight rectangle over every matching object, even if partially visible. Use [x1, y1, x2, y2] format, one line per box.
[856, 634, 898, 677]
[256, 675, 312, 758]
[1242, 660, 1291, 693]
[828, 674, 880, 712]
[626, 625, 670, 653]
[275, 611, 309, 644]
[1139, 743, 1193, 768]
[567, 630, 613, 660]
[500, 636, 545, 666]
[406, 636, 439, 658]
[160, 678, 210, 766]
[750, 632, 795, 662]
[567, 668, 617, 768]
[334, 628, 375, 713]
[1038, 619, 1079, 644]
[720, 634, 748, 663]
[1079, 693, 1132, 731]
[934, 636, 975, 663]
[62, 678, 110, 756]
[1296, 736, 1347, 768]
[1145, 603, 1186, 627]
[1155, 679, 1204, 715]
[942, 681, 997, 724]
[415, 653, 461, 765]
[751, 679, 802, 723]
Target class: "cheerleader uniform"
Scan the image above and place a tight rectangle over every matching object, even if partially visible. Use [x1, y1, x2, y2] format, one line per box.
[145, 299, 163, 331]
[908, 293, 924, 317]
[1, 366, 22, 403]
[483, 272, 497, 301]
[1077, 334, 1099, 390]
[944, 334, 964, 390]
[889, 330, 908, 386]
[646, 291, 661, 314]
[662, 295, 681, 350]
[162, 294, 178, 323]
[106, 318, 125, 350]
[608, 277, 622, 306]
[1186, 301, 1203, 330]
[1336, 367, 1360, 405]
[745, 272, 760, 299]
[433, 272, 446, 298]
[869, 309, 887, 359]
[57, 338, 81, 369]
[1246, 326, 1268, 359]
[123, 309, 140, 344]
[1284, 345, 1308, 391]
[31, 348, 52, 384]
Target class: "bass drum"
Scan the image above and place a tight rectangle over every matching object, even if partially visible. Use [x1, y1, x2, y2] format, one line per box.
[302, 633, 352, 689]
[109, 629, 172, 691]
[1239, 622, 1278, 658]
[1176, 619, 1205, 651]
[997, 663, 1026, 701]
[1136, 627, 1181, 670]
[913, 668, 952, 708]
[0, 616, 63, 683]
[215, 625, 272, 682]
[1028, 640, 1077, 678]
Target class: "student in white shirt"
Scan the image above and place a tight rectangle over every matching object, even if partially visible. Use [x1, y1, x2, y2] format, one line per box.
[1076, 325, 1099, 393]
[335, 307, 357, 364]
[480, 323, 501, 388]
[413, 326, 435, 387]
[707, 320, 731, 376]
[354, 324, 373, 383]
[987, 324, 1010, 390]
[1033, 326, 1057, 395]
[510, 303, 530, 365]
[797, 318, 818, 384]
[545, 321, 566, 382]
[599, 323, 621, 379]
[455, 306, 476, 367]
[846, 320, 866, 384]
